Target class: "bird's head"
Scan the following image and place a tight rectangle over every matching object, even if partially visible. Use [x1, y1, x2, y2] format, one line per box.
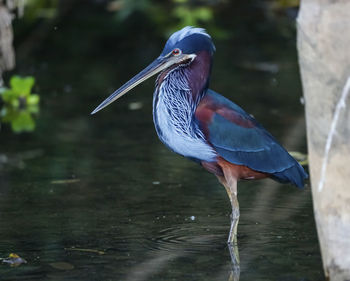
[91, 26, 215, 114]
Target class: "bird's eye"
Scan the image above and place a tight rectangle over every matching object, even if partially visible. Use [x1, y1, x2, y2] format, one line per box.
[172, 48, 181, 56]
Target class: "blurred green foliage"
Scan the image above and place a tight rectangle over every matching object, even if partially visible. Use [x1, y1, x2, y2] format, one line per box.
[108, 0, 224, 38]
[172, 0, 213, 27]
[106, 0, 300, 39]
[109, 0, 151, 21]
[274, 0, 300, 8]
[24, 0, 58, 20]
[0, 76, 39, 133]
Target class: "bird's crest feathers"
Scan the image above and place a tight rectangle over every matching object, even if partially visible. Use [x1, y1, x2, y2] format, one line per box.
[168, 26, 211, 45]
[161, 26, 216, 56]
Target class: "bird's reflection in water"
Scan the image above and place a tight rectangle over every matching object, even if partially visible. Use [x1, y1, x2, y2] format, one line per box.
[228, 244, 240, 281]
[124, 230, 240, 281]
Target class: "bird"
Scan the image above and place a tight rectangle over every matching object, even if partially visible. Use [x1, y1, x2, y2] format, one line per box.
[91, 26, 308, 245]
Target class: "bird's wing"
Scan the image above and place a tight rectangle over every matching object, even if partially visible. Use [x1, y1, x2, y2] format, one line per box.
[195, 89, 307, 187]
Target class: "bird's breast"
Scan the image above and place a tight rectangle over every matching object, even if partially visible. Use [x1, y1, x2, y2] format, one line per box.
[152, 78, 216, 162]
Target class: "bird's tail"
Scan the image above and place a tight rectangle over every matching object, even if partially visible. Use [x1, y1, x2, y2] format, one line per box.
[271, 163, 308, 188]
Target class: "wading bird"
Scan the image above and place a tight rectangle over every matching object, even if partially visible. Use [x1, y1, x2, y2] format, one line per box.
[91, 27, 308, 245]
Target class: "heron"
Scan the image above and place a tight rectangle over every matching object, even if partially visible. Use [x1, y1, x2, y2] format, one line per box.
[91, 26, 308, 245]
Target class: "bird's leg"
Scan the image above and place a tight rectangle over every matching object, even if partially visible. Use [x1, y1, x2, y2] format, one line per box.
[228, 243, 240, 281]
[228, 187, 239, 246]
[217, 175, 240, 245]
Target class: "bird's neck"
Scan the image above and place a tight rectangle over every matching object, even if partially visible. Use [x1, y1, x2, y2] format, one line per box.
[156, 51, 212, 104]
[186, 50, 212, 101]
[152, 51, 216, 162]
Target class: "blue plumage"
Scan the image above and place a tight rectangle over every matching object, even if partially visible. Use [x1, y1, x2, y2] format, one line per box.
[199, 90, 308, 188]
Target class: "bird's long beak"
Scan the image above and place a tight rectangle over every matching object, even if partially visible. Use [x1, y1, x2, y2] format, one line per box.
[91, 53, 196, 115]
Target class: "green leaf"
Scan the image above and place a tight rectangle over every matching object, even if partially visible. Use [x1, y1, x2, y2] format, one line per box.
[11, 111, 35, 133]
[27, 94, 40, 105]
[0, 107, 16, 121]
[10, 76, 35, 97]
[0, 75, 40, 134]
[28, 104, 39, 114]
[10, 99, 20, 108]
[1, 89, 17, 103]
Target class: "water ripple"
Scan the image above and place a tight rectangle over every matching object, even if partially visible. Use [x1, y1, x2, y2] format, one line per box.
[144, 224, 227, 253]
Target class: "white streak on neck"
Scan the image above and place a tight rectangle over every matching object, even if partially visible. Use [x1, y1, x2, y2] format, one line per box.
[153, 68, 216, 162]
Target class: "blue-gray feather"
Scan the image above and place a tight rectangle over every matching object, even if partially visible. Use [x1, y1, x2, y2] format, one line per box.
[204, 91, 308, 188]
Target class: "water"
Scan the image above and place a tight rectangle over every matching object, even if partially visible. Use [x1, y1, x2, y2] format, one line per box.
[0, 1, 323, 280]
